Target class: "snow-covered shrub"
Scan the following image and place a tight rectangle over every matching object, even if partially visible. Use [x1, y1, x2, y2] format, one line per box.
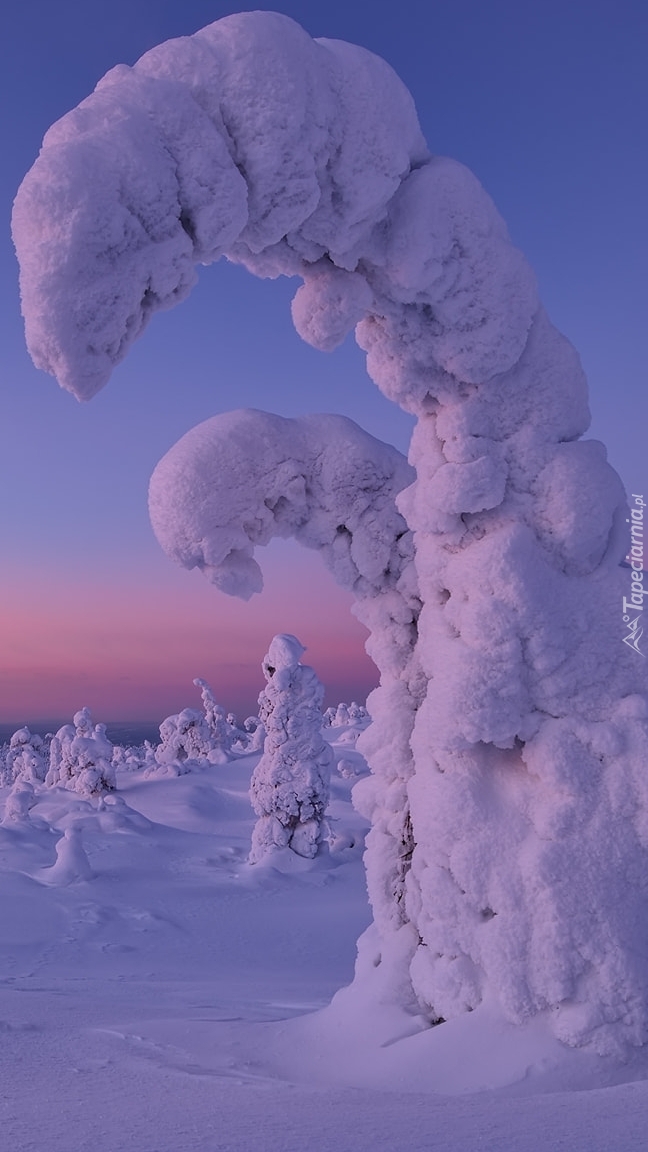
[249, 634, 333, 863]
[337, 758, 360, 780]
[1, 779, 37, 825]
[44, 825, 94, 885]
[3, 727, 48, 786]
[46, 708, 115, 797]
[14, 9, 648, 1054]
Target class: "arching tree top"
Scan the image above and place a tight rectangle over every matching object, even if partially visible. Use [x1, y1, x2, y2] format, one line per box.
[12, 10, 537, 407]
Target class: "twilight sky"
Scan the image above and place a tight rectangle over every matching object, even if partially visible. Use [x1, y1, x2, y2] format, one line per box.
[1, 0, 646, 723]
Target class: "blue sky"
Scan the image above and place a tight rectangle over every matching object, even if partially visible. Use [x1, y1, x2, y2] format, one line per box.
[1, 0, 646, 721]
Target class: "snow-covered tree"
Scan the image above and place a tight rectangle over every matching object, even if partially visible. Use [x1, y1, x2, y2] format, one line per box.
[4, 727, 48, 786]
[193, 678, 234, 762]
[13, 10, 648, 1055]
[348, 702, 368, 726]
[151, 678, 234, 774]
[249, 634, 333, 863]
[151, 708, 211, 774]
[46, 708, 115, 797]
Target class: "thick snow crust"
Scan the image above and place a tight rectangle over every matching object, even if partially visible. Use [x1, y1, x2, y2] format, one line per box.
[12, 10, 648, 1057]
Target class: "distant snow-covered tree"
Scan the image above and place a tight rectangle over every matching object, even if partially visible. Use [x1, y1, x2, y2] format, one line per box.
[151, 678, 234, 775]
[323, 703, 371, 748]
[193, 678, 235, 762]
[348, 702, 369, 726]
[112, 742, 148, 772]
[249, 634, 333, 863]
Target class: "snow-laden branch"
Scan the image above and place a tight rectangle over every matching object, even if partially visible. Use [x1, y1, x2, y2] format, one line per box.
[12, 11, 537, 407]
[12, 12, 427, 399]
[149, 408, 415, 601]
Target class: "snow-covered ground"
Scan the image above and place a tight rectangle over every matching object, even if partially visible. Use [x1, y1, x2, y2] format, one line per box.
[1, 728, 648, 1152]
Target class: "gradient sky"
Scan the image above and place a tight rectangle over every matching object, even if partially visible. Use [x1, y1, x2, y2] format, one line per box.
[1, 0, 646, 723]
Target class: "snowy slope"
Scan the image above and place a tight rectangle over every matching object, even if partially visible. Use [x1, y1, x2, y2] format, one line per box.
[2, 741, 648, 1152]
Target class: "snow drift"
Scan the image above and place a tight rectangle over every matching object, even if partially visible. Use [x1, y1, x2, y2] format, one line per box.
[13, 10, 648, 1055]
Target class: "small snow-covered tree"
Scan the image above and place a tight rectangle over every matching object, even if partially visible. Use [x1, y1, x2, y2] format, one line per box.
[249, 634, 333, 863]
[46, 708, 115, 796]
[45, 825, 94, 885]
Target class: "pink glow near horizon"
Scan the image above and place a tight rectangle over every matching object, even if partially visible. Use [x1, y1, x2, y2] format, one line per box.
[1, 544, 377, 723]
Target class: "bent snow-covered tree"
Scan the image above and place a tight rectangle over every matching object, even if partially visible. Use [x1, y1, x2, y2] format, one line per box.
[13, 11, 648, 1055]
[249, 633, 333, 863]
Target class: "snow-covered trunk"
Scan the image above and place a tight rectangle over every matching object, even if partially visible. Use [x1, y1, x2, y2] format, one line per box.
[351, 587, 421, 941]
[354, 299, 646, 1053]
[249, 634, 333, 863]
